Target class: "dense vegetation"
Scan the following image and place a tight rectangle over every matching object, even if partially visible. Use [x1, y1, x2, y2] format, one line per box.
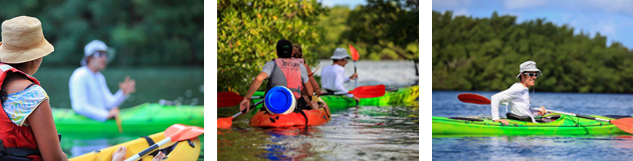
[218, 0, 419, 93]
[0, 0, 203, 67]
[433, 11, 633, 93]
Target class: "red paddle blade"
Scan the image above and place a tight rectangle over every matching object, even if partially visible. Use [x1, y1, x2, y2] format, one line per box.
[217, 117, 234, 129]
[218, 92, 244, 107]
[349, 84, 385, 98]
[349, 44, 359, 61]
[164, 124, 205, 141]
[611, 118, 633, 134]
[457, 93, 491, 105]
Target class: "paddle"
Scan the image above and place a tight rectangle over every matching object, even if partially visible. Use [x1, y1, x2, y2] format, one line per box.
[346, 84, 385, 98]
[218, 92, 264, 108]
[124, 124, 204, 161]
[218, 100, 265, 129]
[457, 93, 633, 134]
[349, 44, 359, 88]
[115, 116, 123, 134]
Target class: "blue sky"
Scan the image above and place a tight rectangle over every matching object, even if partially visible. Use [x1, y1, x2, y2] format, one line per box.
[321, 0, 366, 8]
[432, 0, 633, 48]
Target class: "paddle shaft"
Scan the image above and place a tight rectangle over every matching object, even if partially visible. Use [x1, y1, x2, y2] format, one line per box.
[124, 137, 172, 161]
[354, 61, 357, 88]
[533, 108, 611, 122]
[231, 99, 265, 118]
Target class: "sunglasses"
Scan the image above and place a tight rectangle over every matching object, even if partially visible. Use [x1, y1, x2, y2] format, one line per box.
[92, 51, 109, 58]
[523, 73, 540, 77]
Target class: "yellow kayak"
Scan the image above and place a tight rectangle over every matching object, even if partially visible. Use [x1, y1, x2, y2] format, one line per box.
[70, 132, 201, 161]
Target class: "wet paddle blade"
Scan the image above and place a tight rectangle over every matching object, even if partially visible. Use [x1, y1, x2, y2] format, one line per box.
[349, 84, 385, 98]
[457, 93, 491, 105]
[164, 124, 205, 142]
[217, 117, 234, 129]
[611, 118, 633, 134]
[218, 92, 244, 107]
[349, 44, 359, 61]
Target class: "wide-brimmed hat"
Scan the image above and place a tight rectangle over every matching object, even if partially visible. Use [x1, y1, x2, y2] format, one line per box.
[516, 61, 542, 79]
[81, 40, 108, 66]
[0, 16, 54, 64]
[330, 48, 350, 60]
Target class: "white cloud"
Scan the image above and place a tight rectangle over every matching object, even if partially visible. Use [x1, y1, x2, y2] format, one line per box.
[504, 0, 548, 10]
[453, 8, 469, 16]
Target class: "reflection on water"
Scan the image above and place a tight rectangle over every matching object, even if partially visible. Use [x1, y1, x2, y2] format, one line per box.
[218, 104, 419, 160]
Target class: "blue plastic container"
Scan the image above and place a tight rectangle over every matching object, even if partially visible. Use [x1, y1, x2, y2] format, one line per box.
[264, 86, 296, 114]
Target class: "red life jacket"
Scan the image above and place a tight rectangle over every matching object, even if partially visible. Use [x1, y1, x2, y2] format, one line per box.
[0, 64, 42, 161]
[267, 58, 304, 99]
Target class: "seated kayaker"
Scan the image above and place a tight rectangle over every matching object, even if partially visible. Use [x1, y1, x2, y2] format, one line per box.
[292, 45, 328, 110]
[69, 40, 136, 121]
[240, 39, 319, 113]
[491, 61, 549, 125]
[0, 16, 67, 160]
[320, 48, 360, 103]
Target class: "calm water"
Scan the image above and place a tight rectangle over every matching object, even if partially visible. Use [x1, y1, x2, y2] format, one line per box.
[433, 90, 633, 160]
[33, 67, 204, 159]
[218, 60, 419, 160]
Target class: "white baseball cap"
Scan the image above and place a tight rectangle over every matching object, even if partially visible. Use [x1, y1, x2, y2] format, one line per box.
[516, 61, 542, 79]
[81, 40, 115, 65]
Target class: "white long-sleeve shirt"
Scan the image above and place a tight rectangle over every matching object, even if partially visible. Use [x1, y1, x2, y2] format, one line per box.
[491, 82, 540, 122]
[69, 66, 128, 121]
[321, 64, 353, 98]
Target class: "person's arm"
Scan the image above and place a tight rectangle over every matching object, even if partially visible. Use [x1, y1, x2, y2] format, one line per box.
[70, 73, 109, 121]
[98, 74, 127, 109]
[28, 99, 68, 161]
[239, 72, 268, 113]
[333, 67, 353, 97]
[490, 87, 519, 120]
[305, 64, 321, 95]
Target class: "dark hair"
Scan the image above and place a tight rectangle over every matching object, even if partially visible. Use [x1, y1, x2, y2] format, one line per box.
[292, 45, 303, 58]
[276, 39, 293, 58]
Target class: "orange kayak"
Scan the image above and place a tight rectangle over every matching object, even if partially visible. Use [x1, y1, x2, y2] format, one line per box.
[250, 107, 331, 128]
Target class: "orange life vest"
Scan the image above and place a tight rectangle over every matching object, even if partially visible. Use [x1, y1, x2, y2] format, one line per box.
[267, 58, 304, 99]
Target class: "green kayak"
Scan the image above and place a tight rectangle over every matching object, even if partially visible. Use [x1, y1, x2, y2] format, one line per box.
[53, 103, 203, 137]
[433, 114, 628, 136]
[252, 85, 419, 111]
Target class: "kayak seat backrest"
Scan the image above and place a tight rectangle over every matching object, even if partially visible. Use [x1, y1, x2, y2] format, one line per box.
[448, 117, 483, 121]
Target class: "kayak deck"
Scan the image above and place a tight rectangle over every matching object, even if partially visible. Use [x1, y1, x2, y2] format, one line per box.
[433, 114, 628, 136]
[69, 132, 201, 161]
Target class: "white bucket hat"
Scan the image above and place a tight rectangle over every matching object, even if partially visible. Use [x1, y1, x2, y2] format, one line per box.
[330, 47, 351, 60]
[0, 16, 54, 64]
[81, 40, 115, 65]
[516, 61, 542, 79]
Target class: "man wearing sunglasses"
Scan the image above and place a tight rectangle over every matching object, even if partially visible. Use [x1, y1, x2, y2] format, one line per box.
[490, 61, 548, 125]
[69, 40, 136, 121]
[321, 48, 360, 103]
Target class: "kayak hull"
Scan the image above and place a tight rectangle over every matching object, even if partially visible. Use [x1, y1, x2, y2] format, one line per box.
[250, 107, 331, 128]
[433, 114, 628, 136]
[69, 132, 201, 161]
[53, 103, 204, 137]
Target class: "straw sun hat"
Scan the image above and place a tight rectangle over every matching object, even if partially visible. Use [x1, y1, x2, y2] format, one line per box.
[0, 16, 54, 64]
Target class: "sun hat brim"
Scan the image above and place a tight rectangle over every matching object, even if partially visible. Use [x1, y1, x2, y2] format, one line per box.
[516, 69, 542, 79]
[0, 37, 53, 64]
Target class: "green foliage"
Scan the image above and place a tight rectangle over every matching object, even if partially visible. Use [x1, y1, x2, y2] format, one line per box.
[217, 0, 326, 93]
[316, 0, 419, 60]
[0, 0, 203, 67]
[433, 10, 633, 93]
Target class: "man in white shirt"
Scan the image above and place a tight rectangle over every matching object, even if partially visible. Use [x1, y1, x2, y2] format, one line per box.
[69, 40, 136, 121]
[491, 61, 548, 125]
[321, 48, 360, 103]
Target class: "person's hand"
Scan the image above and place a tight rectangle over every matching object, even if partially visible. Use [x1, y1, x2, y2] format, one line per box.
[119, 76, 136, 95]
[111, 146, 126, 161]
[538, 106, 548, 116]
[349, 73, 358, 80]
[310, 100, 319, 110]
[151, 151, 166, 161]
[240, 98, 251, 113]
[107, 107, 120, 119]
[352, 96, 361, 103]
[494, 119, 509, 125]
